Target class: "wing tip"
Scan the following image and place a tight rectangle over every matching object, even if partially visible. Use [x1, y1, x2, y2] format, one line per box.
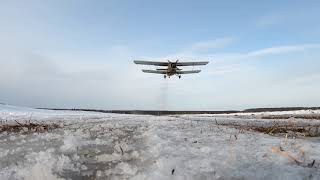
[201, 61, 209, 65]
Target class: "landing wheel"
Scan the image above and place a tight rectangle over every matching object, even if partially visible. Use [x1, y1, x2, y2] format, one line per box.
[164, 75, 167, 79]
[178, 75, 181, 79]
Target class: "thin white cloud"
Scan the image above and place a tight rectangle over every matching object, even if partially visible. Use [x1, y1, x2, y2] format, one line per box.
[247, 44, 320, 57]
[209, 43, 320, 64]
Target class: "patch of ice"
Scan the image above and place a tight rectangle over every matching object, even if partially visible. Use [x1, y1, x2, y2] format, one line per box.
[114, 162, 138, 176]
[97, 153, 121, 162]
[15, 150, 62, 180]
[0, 149, 9, 158]
[60, 135, 81, 152]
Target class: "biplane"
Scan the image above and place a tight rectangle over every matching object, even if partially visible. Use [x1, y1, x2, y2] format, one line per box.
[134, 60, 209, 79]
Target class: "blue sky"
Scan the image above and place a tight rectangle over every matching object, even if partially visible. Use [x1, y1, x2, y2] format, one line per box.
[0, 0, 320, 110]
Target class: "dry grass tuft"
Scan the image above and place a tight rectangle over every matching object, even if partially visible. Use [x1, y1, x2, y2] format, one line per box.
[250, 125, 320, 137]
[261, 114, 320, 120]
[0, 120, 61, 134]
[217, 122, 320, 137]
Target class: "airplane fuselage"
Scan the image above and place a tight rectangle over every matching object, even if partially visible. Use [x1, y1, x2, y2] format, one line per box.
[163, 62, 182, 78]
[166, 63, 177, 76]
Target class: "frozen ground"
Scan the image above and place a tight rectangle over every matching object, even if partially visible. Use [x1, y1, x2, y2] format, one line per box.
[1, 105, 320, 180]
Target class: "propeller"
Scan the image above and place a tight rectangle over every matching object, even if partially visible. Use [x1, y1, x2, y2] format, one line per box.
[167, 59, 181, 70]
[175, 59, 182, 70]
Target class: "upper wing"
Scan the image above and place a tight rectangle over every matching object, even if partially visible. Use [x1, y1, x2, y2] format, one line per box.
[176, 61, 209, 66]
[176, 70, 201, 74]
[134, 60, 168, 66]
[142, 69, 167, 74]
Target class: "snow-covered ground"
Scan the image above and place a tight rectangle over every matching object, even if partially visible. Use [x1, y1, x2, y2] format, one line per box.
[1, 105, 320, 180]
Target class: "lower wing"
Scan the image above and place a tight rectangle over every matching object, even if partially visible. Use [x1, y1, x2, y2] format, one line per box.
[142, 69, 167, 74]
[176, 70, 201, 74]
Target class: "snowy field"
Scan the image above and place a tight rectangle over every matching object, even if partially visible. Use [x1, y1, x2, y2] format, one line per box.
[1, 105, 320, 180]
